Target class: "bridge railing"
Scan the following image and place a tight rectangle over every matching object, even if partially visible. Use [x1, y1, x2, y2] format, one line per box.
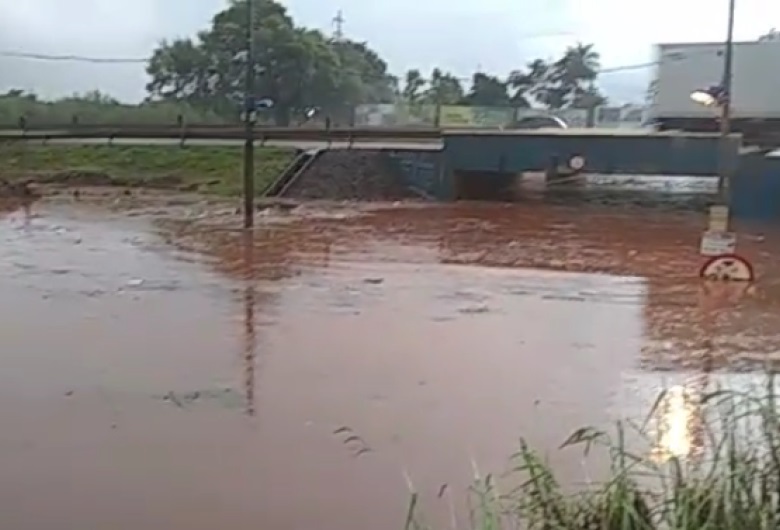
[0, 124, 445, 142]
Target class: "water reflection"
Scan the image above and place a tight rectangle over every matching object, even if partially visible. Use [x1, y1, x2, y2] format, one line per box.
[649, 365, 710, 464]
[651, 385, 698, 462]
[649, 282, 753, 462]
[242, 229, 257, 417]
[175, 203, 780, 375]
[0, 198, 34, 227]
[150, 200, 780, 530]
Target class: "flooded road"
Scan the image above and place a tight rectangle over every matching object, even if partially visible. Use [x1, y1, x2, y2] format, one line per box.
[1, 197, 779, 530]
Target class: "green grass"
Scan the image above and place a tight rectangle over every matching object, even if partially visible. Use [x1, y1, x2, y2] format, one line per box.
[405, 376, 780, 530]
[0, 143, 295, 195]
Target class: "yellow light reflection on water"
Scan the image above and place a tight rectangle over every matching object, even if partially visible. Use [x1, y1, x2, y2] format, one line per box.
[650, 385, 701, 463]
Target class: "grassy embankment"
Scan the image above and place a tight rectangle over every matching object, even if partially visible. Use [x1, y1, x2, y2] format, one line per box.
[406, 379, 780, 530]
[0, 143, 295, 195]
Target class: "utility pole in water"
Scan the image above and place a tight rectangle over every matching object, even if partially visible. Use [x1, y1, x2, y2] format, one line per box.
[242, 0, 256, 229]
[718, 0, 736, 205]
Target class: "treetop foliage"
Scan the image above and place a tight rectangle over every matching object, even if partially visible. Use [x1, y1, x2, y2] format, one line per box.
[2, 0, 608, 126]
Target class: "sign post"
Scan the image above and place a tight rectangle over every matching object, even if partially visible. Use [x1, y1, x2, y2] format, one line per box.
[699, 206, 754, 282]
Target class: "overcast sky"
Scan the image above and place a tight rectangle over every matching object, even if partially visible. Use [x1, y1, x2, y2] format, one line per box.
[0, 0, 778, 104]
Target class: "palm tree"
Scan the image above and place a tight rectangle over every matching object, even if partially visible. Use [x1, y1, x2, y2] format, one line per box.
[508, 59, 549, 107]
[508, 43, 603, 110]
[555, 43, 600, 84]
[759, 28, 779, 41]
[402, 69, 426, 103]
[551, 43, 602, 109]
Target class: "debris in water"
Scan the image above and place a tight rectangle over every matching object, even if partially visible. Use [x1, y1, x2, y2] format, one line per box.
[333, 425, 373, 457]
[158, 388, 243, 409]
[354, 447, 372, 457]
[458, 304, 490, 314]
[162, 392, 184, 408]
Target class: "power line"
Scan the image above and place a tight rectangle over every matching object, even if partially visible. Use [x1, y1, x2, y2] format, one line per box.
[0, 47, 660, 75]
[0, 49, 145, 63]
[600, 61, 658, 74]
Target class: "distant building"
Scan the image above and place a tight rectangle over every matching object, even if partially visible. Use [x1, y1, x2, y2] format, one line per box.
[594, 105, 648, 128]
[649, 39, 780, 125]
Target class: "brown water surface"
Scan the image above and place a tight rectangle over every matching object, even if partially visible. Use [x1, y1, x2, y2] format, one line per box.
[1, 199, 779, 530]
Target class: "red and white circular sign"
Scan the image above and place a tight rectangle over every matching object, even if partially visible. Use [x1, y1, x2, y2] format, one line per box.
[699, 254, 754, 282]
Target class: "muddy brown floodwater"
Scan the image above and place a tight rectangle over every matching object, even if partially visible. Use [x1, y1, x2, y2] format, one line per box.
[2, 196, 780, 530]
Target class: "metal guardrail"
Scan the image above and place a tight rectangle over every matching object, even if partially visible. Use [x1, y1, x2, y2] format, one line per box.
[0, 124, 444, 142]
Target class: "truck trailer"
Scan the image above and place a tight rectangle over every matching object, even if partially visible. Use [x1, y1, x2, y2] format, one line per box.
[649, 40, 780, 145]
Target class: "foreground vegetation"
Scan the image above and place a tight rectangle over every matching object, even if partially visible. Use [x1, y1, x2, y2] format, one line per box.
[406, 378, 780, 530]
[0, 90, 225, 127]
[0, 143, 294, 195]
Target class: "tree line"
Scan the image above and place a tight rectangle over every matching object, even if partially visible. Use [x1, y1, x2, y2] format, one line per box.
[1, 0, 608, 126]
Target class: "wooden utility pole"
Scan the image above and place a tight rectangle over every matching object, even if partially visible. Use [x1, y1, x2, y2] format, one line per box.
[242, 0, 256, 229]
[717, 0, 736, 209]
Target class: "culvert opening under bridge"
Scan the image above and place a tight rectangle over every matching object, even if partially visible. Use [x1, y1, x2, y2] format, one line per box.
[453, 170, 517, 201]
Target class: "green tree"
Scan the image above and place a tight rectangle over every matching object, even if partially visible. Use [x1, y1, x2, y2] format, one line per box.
[402, 69, 426, 103]
[145, 0, 394, 125]
[544, 43, 603, 109]
[0, 90, 222, 126]
[462, 73, 509, 106]
[508, 43, 605, 110]
[332, 40, 396, 103]
[423, 68, 464, 105]
[508, 59, 550, 107]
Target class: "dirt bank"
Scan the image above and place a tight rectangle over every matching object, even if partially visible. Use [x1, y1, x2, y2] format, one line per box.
[271, 150, 416, 201]
[0, 144, 422, 203]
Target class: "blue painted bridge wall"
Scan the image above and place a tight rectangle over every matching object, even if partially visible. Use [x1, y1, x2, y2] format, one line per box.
[390, 151, 449, 199]
[442, 133, 735, 176]
[731, 153, 780, 220]
[388, 133, 780, 222]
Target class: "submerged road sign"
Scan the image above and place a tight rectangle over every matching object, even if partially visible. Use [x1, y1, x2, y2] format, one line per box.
[699, 230, 737, 256]
[699, 254, 754, 282]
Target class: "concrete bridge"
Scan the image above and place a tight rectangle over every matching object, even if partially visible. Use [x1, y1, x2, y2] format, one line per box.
[4, 124, 780, 219]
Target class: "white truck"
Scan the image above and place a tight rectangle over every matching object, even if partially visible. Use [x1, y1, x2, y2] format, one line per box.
[649, 40, 780, 141]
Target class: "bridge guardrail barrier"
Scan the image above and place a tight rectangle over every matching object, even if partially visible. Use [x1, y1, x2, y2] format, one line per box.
[0, 124, 444, 142]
